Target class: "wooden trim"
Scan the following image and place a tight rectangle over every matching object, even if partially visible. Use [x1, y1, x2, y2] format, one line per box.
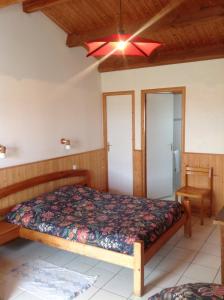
[102, 91, 135, 194]
[141, 92, 146, 196]
[20, 227, 134, 268]
[0, 221, 20, 245]
[141, 87, 186, 197]
[1, 148, 103, 171]
[0, 170, 90, 200]
[184, 152, 224, 156]
[23, 0, 66, 13]
[102, 94, 109, 192]
[99, 45, 224, 72]
[0, 0, 23, 8]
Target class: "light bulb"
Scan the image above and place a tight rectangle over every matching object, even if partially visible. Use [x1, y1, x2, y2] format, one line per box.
[0, 152, 6, 159]
[65, 144, 71, 150]
[117, 40, 127, 50]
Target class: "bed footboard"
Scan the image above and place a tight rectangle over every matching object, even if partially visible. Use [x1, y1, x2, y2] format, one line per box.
[134, 241, 144, 297]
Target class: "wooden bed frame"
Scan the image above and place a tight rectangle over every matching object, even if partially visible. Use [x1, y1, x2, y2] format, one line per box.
[0, 169, 191, 297]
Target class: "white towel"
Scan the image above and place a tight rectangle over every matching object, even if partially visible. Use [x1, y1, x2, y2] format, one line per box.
[173, 149, 180, 173]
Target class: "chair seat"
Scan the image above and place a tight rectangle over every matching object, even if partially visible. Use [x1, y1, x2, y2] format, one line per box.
[176, 186, 210, 199]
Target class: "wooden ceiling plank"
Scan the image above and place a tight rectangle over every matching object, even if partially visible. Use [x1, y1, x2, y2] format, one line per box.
[67, 3, 224, 47]
[98, 44, 224, 72]
[0, 0, 23, 8]
[23, 0, 67, 13]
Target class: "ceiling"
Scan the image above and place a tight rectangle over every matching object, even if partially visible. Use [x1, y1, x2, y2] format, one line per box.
[2, 0, 224, 72]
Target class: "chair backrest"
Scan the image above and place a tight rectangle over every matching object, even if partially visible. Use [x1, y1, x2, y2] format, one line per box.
[185, 166, 213, 190]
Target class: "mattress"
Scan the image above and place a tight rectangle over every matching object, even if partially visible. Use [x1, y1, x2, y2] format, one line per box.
[6, 185, 182, 255]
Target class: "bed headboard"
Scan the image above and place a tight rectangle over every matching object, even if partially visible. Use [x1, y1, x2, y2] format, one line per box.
[0, 169, 90, 216]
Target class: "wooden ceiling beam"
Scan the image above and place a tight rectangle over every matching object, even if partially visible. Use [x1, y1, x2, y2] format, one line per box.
[0, 0, 23, 8]
[23, 0, 67, 13]
[67, 4, 224, 48]
[98, 44, 224, 72]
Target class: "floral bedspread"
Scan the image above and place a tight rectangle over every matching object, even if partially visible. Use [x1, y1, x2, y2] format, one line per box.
[148, 283, 224, 299]
[6, 185, 182, 255]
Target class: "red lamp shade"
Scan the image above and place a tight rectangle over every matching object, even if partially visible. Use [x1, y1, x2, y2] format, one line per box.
[85, 34, 161, 57]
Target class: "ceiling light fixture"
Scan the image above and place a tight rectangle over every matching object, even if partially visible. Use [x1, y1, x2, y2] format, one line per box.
[86, 0, 161, 57]
[60, 138, 71, 150]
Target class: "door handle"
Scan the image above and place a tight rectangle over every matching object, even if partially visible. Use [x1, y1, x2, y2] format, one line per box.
[107, 143, 112, 152]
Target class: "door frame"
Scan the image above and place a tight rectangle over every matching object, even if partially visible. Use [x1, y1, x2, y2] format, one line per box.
[102, 91, 135, 192]
[141, 86, 186, 197]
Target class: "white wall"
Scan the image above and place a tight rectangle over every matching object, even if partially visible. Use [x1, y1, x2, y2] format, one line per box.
[101, 59, 224, 154]
[0, 5, 103, 168]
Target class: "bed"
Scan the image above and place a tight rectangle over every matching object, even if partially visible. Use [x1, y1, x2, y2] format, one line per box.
[0, 169, 192, 296]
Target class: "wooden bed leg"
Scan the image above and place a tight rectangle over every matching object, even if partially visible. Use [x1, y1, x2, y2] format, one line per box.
[133, 241, 144, 297]
[182, 198, 192, 238]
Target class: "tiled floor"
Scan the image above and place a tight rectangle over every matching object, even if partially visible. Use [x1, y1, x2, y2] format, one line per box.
[0, 216, 221, 300]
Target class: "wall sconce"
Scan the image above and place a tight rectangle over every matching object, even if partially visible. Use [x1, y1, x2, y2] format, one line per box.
[60, 138, 71, 150]
[0, 145, 6, 159]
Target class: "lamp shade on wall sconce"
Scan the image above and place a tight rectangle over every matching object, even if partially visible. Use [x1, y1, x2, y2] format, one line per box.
[0, 145, 6, 159]
[60, 138, 71, 150]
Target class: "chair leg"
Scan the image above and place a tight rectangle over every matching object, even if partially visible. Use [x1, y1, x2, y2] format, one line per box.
[200, 198, 204, 226]
[209, 192, 213, 218]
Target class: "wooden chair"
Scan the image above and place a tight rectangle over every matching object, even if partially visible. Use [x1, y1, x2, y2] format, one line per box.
[175, 166, 213, 225]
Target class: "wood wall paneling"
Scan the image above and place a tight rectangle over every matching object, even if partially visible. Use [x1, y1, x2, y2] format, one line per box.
[133, 150, 143, 197]
[0, 148, 223, 216]
[182, 152, 224, 214]
[133, 151, 224, 214]
[0, 149, 107, 210]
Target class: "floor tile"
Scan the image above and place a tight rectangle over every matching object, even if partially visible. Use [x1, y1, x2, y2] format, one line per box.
[156, 257, 190, 276]
[176, 237, 204, 251]
[193, 252, 220, 269]
[44, 250, 77, 267]
[103, 269, 133, 298]
[75, 256, 100, 267]
[12, 291, 41, 300]
[166, 232, 183, 246]
[145, 269, 180, 288]
[130, 285, 162, 300]
[144, 255, 163, 272]
[86, 266, 115, 288]
[183, 263, 218, 282]
[191, 229, 212, 241]
[118, 266, 152, 280]
[176, 276, 203, 285]
[91, 289, 126, 300]
[156, 244, 174, 257]
[96, 261, 122, 274]
[76, 286, 99, 300]
[64, 258, 93, 273]
[207, 230, 220, 245]
[166, 247, 197, 262]
[200, 242, 221, 257]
